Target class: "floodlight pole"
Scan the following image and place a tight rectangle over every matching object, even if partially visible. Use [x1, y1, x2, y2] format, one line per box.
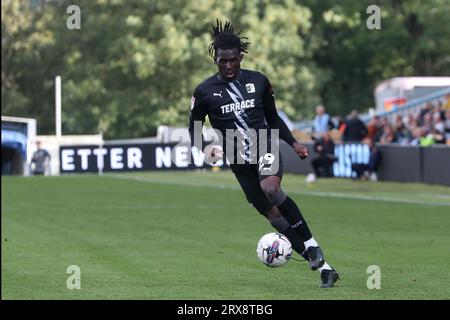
[55, 75, 62, 137]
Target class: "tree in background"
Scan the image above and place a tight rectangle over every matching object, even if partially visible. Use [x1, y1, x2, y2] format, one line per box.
[2, 0, 449, 138]
[305, 0, 450, 118]
[2, 0, 61, 134]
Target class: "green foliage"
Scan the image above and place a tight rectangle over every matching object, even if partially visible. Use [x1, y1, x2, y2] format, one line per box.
[306, 0, 450, 117]
[2, 0, 449, 138]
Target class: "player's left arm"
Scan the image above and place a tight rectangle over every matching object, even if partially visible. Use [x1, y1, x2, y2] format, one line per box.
[262, 76, 309, 160]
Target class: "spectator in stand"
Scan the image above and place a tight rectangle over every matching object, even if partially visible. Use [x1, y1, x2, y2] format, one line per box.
[393, 115, 411, 144]
[311, 132, 337, 178]
[366, 116, 383, 143]
[380, 124, 399, 144]
[432, 112, 445, 144]
[313, 105, 332, 139]
[337, 116, 346, 135]
[421, 112, 433, 134]
[444, 109, 450, 144]
[410, 127, 435, 146]
[417, 102, 433, 126]
[434, 103, 445, 120]
[406, 113, 418, 134]
[409, 127, 422, 146]
[351, 137, 381, 181]
[442, 94, 450, 111]
[343, 110, 368, 142]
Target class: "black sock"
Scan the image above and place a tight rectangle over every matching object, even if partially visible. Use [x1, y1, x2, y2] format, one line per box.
[270, 216, 308, 260]
[280, 227, 309, 260]
[277, 196, 313, 242]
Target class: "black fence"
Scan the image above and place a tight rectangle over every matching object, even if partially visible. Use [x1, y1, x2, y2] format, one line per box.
[59, 142, 450, 186]
[281, 142, 450, 186]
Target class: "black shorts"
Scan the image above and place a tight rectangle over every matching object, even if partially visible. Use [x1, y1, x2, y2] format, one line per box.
[231, 153, 283, 215]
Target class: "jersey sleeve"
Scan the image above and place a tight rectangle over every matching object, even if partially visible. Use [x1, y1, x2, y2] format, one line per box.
[188, 86, 208, 149]
[262, 75, 297, 146]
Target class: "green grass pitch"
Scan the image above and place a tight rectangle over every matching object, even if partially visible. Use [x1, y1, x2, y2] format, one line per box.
[2, 170, 450, 300]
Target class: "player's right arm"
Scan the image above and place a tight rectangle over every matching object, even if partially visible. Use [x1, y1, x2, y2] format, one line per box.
[188, 86, 208, 150]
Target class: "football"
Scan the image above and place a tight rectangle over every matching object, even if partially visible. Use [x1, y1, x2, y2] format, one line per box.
[256, 232, 292, 268]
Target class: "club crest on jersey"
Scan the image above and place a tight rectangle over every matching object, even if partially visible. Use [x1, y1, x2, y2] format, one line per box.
[246, 83, 255, 93]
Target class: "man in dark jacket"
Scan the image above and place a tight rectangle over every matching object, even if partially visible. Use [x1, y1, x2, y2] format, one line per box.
[311, 132, 337, 177]
[343, 110, 368, 142]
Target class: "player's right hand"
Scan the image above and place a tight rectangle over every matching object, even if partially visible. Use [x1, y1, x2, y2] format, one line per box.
[204, 145, 224, 164]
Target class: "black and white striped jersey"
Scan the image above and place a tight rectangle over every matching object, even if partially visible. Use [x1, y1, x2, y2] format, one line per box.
[189, 69, 296, 164]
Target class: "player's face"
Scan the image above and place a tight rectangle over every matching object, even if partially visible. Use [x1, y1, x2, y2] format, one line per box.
[216, 48, 242, 81]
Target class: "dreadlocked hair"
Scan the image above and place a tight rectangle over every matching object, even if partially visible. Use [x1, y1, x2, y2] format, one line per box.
[208, 19, 250, 60]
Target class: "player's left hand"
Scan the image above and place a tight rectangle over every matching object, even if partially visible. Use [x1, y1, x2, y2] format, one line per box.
[292, 142, 309, 160]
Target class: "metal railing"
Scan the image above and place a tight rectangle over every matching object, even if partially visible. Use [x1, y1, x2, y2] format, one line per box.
[362, 87, 450, 122]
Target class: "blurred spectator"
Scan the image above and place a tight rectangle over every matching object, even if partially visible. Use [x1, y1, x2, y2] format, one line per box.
[405, 113, 418, 135]
[380, 124, 399, 144]
[30, 141, 51, 176]
[343, 110, 368, 142]
[421, 112, 433, 133]
[430, 128, 445, 144]
[443, 94, 450, 111]
[433, 112, 444, 131]
[313, 105, 333, 138]
[409, 127, 423, 146]
[432, 112, 445, 144]
[351, 137, 381, 181]
[393, 115, 412, 144]
[311, 132, 337, 178]
[366, 116, 383, 142]
[433, 103, 445, 121]
[420, 133, 435, 146]
[444, 109, 450, 144]
[306, 96, 449, 146]
[337, 116, 346, 135]
[410, 127, 435, 147]
[417, 102, 433, 126]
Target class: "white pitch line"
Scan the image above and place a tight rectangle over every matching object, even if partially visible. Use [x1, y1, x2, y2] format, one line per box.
[106, 174, 450, 207]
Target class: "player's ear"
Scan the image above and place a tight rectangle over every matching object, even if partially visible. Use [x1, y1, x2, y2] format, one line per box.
[239, 53, 243, 61]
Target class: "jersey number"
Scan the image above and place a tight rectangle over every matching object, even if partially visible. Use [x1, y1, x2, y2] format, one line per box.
[258, 153, 275, 172]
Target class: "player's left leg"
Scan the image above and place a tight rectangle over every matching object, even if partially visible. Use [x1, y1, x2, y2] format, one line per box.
[260, 175, 339, 287]
[258, 153, 339, 287]
[265, 207, 309, 260]
[231, 165, 309, 260]
[259, 176, 315, 262]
